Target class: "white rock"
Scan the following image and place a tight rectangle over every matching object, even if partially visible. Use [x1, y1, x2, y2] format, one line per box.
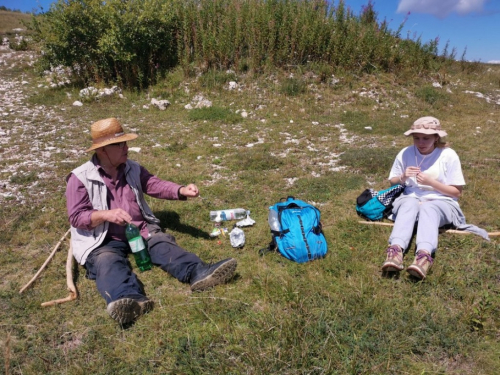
[72, 101, 83, 106]
[195, 99, 212, 109]
[184, 103, 193, 110]
[228, 81, 238, 90]
[151, 98, 170, 110]
[241, 111, 248, 118]
[128, 147, 141, 153]
[364, 126, 372, 130]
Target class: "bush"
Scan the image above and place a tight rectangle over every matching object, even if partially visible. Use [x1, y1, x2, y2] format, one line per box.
[29, 0, 451, 89]
[30, 0, 178, 88]
[9, 37, 28, 51]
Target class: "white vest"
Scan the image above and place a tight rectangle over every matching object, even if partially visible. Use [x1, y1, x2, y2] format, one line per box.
[68, 159, 160, 265]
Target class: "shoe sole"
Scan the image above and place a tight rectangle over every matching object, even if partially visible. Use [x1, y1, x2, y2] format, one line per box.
[191, 258, 237, 291]
[107, 298, 141, 324]
[381, 262, 404, 272]
[407, 265, 426, 279]
[138, 299, 155, 315]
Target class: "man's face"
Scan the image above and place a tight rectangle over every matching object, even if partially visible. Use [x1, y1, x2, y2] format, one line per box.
[100, 141, 128, 166]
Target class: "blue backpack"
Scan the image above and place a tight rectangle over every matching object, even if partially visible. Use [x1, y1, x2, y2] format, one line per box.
[260, 196, 328, 263]
[356, 184, 405, 221]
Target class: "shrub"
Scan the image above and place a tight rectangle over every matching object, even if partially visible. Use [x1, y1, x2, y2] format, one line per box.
[29, 0, 451, 89]
[281, 78, 307, 96]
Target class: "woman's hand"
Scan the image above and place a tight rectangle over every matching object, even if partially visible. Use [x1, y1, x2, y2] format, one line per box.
[405, 166, 421, 178]
[415, 172, 462, 198]
[415, 171, 433, 186]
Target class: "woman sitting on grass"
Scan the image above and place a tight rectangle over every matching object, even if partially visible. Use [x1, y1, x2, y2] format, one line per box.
[381, 116, 484, 279]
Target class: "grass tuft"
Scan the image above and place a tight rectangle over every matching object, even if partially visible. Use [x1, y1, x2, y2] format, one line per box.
[188, 106, 241, 123]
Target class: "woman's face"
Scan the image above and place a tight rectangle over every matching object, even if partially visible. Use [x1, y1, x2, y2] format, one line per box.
[412, 133, 438, 155]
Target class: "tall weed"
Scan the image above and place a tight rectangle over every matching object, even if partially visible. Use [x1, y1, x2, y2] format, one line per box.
[29, 0, 452, 89]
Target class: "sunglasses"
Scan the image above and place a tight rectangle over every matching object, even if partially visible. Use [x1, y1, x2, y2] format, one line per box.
[107, 141, 127, 149]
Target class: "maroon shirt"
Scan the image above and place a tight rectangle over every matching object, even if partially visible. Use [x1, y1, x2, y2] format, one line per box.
[66, 156, 185, 241]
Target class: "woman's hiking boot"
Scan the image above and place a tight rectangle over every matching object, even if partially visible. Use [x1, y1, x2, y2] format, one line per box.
[407, 251, 433, 279]
[381, 245, 404, 272]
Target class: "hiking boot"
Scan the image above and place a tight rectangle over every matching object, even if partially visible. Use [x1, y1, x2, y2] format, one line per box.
[190, 258, 237, 291]
[138, 298, 154, 316]
[407, 251, 434, 280]
[381, 245, 404, 272]
[107, 297, 154, 324]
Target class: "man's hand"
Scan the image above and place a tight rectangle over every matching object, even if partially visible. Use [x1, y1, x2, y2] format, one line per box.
[91, 208, 132, 227]
[106, 208, 133, 225]
[180, 184, 199, 198]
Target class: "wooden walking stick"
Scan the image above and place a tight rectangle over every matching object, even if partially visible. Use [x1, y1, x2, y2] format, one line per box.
[19, 228, 78, 306]
[41, 241, 78, 307]
[19, 229, 71, 293]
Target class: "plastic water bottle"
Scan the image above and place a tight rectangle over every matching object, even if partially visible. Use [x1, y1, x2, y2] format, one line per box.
[125, 223, 152, 272]
[268, 207, 281, 232]
[210, 208, 247, 222]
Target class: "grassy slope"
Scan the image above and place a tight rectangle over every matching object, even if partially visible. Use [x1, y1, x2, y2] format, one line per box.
[0, 10, 32, 35]
[1, 11, 500, 375]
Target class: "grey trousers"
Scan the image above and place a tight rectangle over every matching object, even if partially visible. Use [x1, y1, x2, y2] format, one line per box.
[389, 196, 456, 255]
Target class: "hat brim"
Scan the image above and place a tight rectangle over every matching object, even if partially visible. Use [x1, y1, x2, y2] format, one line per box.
[86, 133, 138, 152]
[404, 129, 447, 137]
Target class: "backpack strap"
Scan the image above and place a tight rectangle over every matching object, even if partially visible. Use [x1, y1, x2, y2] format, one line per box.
[258, 240, 277, 257]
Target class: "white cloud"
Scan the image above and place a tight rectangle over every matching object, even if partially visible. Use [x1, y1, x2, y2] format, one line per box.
[487, 60, 500, 64]
[397, 0, 488, 18]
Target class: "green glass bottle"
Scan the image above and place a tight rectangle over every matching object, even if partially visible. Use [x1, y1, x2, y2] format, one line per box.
[125, 223, 152, 272]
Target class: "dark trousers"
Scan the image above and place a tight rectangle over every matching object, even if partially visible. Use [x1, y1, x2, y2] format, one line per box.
[85, 232, 202, 304]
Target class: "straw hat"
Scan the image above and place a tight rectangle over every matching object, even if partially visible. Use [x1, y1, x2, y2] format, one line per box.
[404, 116, 447, 138]
[86, 118, 138, 152]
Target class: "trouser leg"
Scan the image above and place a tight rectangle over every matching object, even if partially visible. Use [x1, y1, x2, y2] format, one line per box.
[85, 240, 145, 304]
[147, 232, 203, 283]
[415, 200, 454, 255]
[389, 196, 420, 250]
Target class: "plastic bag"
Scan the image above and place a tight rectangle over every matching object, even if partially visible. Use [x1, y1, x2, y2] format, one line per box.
[236, 212, 255, 227]
[229, 226, 245, 248]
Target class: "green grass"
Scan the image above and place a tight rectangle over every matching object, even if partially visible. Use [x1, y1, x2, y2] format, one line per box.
[1, 16, 500, 375]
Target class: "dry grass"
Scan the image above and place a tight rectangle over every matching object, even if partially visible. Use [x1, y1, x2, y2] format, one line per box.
[0, 10, 32, 35]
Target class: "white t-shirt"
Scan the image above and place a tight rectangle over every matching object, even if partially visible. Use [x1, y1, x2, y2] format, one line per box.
[388, 145, 465, 202]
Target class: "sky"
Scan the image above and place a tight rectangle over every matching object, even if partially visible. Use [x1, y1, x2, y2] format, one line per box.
[2, 0, 499, 63]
